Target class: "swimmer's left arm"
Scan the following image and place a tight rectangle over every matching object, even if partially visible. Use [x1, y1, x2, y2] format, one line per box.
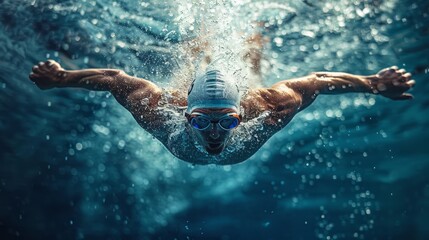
[272, 66, 415, 111]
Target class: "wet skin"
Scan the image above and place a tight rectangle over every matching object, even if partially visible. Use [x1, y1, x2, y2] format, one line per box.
[188, 108, 237, 155]
[29, 60, 415, 164]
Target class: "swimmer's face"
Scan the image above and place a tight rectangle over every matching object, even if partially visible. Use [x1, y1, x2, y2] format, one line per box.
[186, 108, 240, 155]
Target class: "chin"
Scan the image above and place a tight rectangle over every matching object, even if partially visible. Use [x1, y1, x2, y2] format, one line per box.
[205, 144, 225, 155]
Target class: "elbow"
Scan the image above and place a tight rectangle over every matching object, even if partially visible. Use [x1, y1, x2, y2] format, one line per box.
[103, 69, 124, 77]
[307, 75, 323, 97]
[298, 80, 320, 101]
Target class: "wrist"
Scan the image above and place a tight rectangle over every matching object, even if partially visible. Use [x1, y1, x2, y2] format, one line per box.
[364, 75, 380, 94]
[57, 70, 83, 88]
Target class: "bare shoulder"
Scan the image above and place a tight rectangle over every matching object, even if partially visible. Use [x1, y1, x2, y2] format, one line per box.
[126, 85, 187, 130]
[240, 86, 302, 124]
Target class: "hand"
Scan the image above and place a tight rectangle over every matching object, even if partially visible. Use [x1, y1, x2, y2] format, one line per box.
[29, 60, 68, 89]
[368, 66, 415, 100]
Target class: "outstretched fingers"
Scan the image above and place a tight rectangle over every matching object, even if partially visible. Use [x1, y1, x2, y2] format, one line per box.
[29, 71, 40, 80]
[378, 66, 398, 78]
[32, 60, 61, 73]
[32, 64, 42, 74]
[28, 73, 41, 84]
[394, 79, 415, 91]
[45, 59, 61, 70]
[376, 66, 416, 101]
[402, 72, 412, 82]
[392, 76, 415, 100]
[390, 93, 413, 101]
[407, 79, 415, 87]
[46, 60, 55, 66]
[28, 59, 65, 90]
[390, 68, 414, 85]
[30, 63, 46, 82]
[399, 70, 414, 88]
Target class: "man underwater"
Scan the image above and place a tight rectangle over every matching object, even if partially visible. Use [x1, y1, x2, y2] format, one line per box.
[29, 54, 414, 165]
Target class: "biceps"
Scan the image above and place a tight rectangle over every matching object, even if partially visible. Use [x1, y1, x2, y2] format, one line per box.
[123, 87, 162, 112]
[110, 72, 161, 105]
[272, 76, 319, 110]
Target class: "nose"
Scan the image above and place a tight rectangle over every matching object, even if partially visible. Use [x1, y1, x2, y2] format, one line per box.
[209, 124, 220, 139]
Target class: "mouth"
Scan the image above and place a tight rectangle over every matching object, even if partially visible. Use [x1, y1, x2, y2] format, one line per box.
[206, 142, 224, 155]
[207, 142, 223, 149]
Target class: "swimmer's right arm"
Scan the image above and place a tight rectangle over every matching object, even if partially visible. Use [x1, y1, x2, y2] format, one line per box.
[29, 60, 162, 109]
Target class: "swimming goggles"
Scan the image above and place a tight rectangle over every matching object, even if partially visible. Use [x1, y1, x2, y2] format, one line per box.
[185, 112, 241, 131]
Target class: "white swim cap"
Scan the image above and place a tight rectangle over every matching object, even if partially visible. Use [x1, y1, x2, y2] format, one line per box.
[187, 70, 240, 113]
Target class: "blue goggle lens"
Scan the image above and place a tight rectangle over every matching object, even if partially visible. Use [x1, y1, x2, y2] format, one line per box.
[191, 117, 210, 129]
[219, 118, 239, 129]
[190, 116, 239, 130]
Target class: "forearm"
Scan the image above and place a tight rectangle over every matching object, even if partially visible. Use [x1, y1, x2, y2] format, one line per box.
[60, 69, 146, 95]
[30, 60, 163, 113]
[63, 69, 165, 110]
[311, 72, 376, 95]
[272, 66, 414, 112]
[272, 72, 378, 110]
[61, 69, 117, 90]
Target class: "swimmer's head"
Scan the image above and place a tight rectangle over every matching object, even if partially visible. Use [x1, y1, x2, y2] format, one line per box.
[186, 108, 241, 155]
[186, 70, 241, 154]
[186, 70, 240, 113]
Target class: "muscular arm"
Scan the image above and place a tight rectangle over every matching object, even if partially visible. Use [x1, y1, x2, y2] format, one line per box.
[29, 60, 163, 127]
[272, 66, 415, 111]
[242, 66, 415, 127]
[29, 59, 161, 100]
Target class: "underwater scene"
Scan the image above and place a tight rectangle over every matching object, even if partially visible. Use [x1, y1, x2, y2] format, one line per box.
[1, 0, 428, 239]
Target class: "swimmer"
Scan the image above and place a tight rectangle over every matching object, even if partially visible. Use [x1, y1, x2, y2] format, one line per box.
[29, 57, 414, 165]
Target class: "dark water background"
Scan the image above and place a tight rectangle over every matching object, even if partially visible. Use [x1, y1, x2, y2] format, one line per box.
[1, 0, 428, 239]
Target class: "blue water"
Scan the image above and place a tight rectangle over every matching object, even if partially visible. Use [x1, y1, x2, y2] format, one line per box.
[1, 0, 428, 239]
